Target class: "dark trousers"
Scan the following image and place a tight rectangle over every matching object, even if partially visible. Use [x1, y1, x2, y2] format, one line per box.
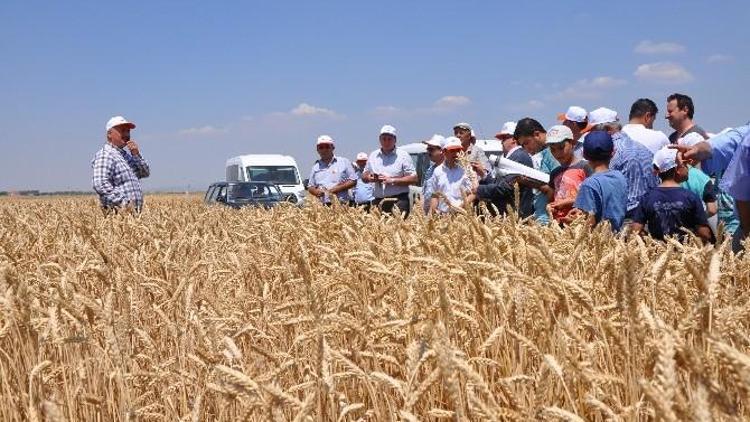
[349, 200, 373, 213]
[373, 193, 410, 217]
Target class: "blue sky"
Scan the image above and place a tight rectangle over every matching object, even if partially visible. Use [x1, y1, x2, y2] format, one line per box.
[1, 1, 748, 191]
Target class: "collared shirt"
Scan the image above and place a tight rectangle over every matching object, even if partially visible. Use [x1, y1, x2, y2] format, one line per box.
[427, 162, 474, 214]
[308, 156, 357, 203]
[422, 161, 439, 214]
[622, 123, 670, 154]
[532, 147, 560, 224]
[504, 145, 522, 158]
[353, 167, 375, 204]
[364, 147, 417, 198]
[91, 143, 150, 210]
[703, 123, 750, 202]
[610, 131, 660, 211]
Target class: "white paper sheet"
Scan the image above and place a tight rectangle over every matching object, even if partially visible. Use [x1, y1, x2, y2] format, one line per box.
[495, 157, 550, 184]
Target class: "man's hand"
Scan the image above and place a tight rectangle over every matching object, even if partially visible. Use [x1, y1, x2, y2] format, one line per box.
[470, 161, 485, 176]
[307, 186, 325, 198]
[126, 140, 141, 157]
[378, 174, 393, 185]
[518, 175, 545, 188]
[562, 208, 585, 224]
[364, 172, 379, 183]
[669, 141, 711, 165]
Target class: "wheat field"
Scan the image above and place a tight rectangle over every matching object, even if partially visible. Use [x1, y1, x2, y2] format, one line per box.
[0, 195, 749, 421]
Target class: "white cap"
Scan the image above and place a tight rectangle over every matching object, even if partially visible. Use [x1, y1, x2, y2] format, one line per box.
[453, 122, 472, 132]
[355, 152, 368, 161]
[679, 132, 706, 148]
[546, 125, 575, 144]
[443, 136, 463, 150]
[423, 134, 446, 148]
[380, 125, 397, 137]
[317, 135, 335, 146]
[496, 121, 517, 139]
[106, 116, 136, 132]
[588, 107, 619, 126]
[561, 106, 588, 123]
[652, 146, 678, 172]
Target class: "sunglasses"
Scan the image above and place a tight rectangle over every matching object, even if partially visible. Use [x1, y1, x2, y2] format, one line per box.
[317, 144, 333, 150]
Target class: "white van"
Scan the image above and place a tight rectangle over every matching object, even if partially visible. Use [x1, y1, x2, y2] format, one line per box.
[225, 154, 306, 204]
[400, 139, 504, 207]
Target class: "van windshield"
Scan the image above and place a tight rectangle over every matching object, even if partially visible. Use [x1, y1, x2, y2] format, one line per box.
[245, 166, 300, 185]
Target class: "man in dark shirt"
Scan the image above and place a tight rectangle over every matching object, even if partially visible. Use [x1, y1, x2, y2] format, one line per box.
[665, 93, 709, 144]
[474, 123, 534, 217]
[631, 147, 712, 243]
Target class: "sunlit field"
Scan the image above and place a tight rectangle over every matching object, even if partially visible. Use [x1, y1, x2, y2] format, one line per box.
[1, 195, 748, 421]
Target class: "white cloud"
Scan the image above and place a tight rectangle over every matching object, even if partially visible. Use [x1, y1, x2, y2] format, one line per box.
[288, 102, 342, 118]
[432, 95, 471, 110]
[634, 62, 693, 84]
[707, 54, 734, 64]
[370, 95, 471, 116]
[634, 40, 686, 55]
[550, 76, 627, 100]
[177, 125, 227, 137]
[506, 99, 545, 112]
[371, 105, 400, 116]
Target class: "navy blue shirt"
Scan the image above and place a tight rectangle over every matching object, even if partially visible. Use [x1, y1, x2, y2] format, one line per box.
[632, 186, 709, 241]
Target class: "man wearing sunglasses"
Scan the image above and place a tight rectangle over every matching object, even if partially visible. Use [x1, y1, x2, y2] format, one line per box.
[307, 135, 357, 205]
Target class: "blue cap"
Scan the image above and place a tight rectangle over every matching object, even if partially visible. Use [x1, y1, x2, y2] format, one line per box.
[583, 130, 614, 161]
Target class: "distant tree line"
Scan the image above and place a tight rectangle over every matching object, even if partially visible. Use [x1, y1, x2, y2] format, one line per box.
[0, 191, 94, 197]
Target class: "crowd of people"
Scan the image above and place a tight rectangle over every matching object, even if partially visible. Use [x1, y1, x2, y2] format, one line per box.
[91, 93, 749, 252]
[303, 94, 749, 252]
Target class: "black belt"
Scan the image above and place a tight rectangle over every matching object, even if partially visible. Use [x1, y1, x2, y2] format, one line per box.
[375, 192, 409, 200]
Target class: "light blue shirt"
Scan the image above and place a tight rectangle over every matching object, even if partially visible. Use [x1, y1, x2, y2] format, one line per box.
[353, 167, 375, 204]
[702, 123, 750, 202]
[308, 156, 357, 203]
[364, 147, 417, 198]
[574, 170, 628, 231]
[610, 131, 660, 211]
[427, 162, 474, 214]
[532, 147, 560, 224]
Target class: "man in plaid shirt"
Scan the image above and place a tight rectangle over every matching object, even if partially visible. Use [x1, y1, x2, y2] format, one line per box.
[92, 116, 150, 212]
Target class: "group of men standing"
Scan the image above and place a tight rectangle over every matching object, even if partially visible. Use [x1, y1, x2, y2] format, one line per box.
[302, 93, 749, 251]
[90, 92, 749, 251]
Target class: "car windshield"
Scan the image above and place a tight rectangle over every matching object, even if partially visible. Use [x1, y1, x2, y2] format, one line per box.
[246, 166, 300, 185]
[227, 183, 280, 200]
